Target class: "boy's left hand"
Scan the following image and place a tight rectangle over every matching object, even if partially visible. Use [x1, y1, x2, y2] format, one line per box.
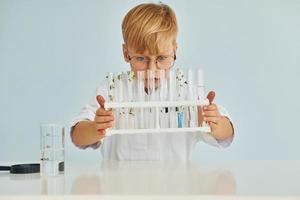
[200, 91, 234, 140]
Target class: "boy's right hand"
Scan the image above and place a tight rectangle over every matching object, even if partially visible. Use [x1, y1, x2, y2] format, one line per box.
[94, 95, 114, 136]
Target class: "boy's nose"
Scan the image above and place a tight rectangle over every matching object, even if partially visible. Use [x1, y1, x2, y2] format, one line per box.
[148, 60, 158, 71]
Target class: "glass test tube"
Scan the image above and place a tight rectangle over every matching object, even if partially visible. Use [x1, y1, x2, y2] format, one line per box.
[167, 70, 177, 128]
[125, 71, 135, 129]
[147, 69, 156, 100]
[186, 69, 198, 127]
[176, 69, 186, 128]
[106, 72, 115, 129]
[197, 69, 206, 127]
[158, 69, 168, 128]
[121, 72, 129, 129]
[115, 72, 124, 129]
[136, 71, 146, 129]
[106, 72, 115, 102]
[40, 124, 64, 177]
[147, 69, 156, 128]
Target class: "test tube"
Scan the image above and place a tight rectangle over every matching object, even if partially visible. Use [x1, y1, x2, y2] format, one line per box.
[124, 71, 135, 129]
[167, 69, 177, 128]
[147, 69, 156, 128]
[136, 71, 146, 129]
[176, 69, 187, 128]
[121, 72, 129, 129]
[158, 69, 167, 101]
[106, 72, 115, 129]
[106, 72, 115, 103]
[147, 69, 156, 101]
[158, 69, 167, 128]
[186, 69, 197, 127]
[197, 69, 206, 127]
[115, 72, 124, 129]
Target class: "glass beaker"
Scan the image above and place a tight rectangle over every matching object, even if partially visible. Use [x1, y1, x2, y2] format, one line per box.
[40, 124, 65, 177]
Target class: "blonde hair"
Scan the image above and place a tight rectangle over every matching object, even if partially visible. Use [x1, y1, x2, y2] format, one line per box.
[122, 3, 178, 54]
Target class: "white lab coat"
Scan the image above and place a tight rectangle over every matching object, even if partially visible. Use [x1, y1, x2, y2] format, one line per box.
[70, 84, 234, 161]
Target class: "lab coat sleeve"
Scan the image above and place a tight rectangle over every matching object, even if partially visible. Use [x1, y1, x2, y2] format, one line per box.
[200, 104, 234, 148]
[69, 84, 108, 149]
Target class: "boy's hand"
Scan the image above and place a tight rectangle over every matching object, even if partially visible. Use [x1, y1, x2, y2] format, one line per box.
[201, 91, 234, 140]
[94, 95, 114, 136]
[203, 91, 220, 124]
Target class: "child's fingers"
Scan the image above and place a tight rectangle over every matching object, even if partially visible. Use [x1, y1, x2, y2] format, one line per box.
[203, 116, 220, 124]
[209, 122, 219, 138]
[96, 108, 113, 116]
[203, 104, 218, 111]
[206, 91, 216, 104]
[97, 129, 106, 135]
[203, 110, 220, 117]
[95, 115, 114, 123]
[96, 95, 105, 108]
[95, 121, 114, 130]
[208, 122, 218, 130]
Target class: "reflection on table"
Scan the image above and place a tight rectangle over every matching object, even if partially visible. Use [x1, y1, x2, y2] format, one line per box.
[1, 160, 300, 197]
[70, 161, 235, 195]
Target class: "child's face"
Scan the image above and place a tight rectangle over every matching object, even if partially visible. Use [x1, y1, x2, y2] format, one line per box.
[123, 41, 177, 89]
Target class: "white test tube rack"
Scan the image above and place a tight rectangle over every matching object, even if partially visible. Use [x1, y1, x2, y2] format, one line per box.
[104, 99, 211, 136]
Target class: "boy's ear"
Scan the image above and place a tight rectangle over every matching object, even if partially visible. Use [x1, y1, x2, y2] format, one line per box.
[122, 44, 130, 62]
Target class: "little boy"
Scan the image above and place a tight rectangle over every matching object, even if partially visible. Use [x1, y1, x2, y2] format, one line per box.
[71, 3, 234, 160]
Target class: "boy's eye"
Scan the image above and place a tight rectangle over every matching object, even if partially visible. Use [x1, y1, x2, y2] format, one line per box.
[136, 56, 146, 62]
[157, 56, 167, 61]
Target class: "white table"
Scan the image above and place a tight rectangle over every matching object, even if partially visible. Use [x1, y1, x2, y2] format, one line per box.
[1, 160, 300, 199]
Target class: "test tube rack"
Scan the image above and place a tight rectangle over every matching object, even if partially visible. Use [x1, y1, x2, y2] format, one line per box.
[103, 68, 210, 136]
[104, 100, 211, 136]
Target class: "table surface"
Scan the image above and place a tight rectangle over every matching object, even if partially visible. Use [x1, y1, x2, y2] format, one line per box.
[1, 160, 300, 199]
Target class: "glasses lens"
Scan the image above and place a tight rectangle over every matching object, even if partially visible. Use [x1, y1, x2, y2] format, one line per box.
[158, 57, 175, 69]
[131, 57, 148, 70]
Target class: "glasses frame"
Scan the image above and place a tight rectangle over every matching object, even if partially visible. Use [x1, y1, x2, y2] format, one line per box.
[128, 52, 177, 71]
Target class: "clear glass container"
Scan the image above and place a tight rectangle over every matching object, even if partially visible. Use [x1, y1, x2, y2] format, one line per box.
[40, 124, 64, 177]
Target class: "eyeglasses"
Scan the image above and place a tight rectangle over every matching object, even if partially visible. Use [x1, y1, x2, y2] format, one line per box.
[128, 53, 176, 70]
